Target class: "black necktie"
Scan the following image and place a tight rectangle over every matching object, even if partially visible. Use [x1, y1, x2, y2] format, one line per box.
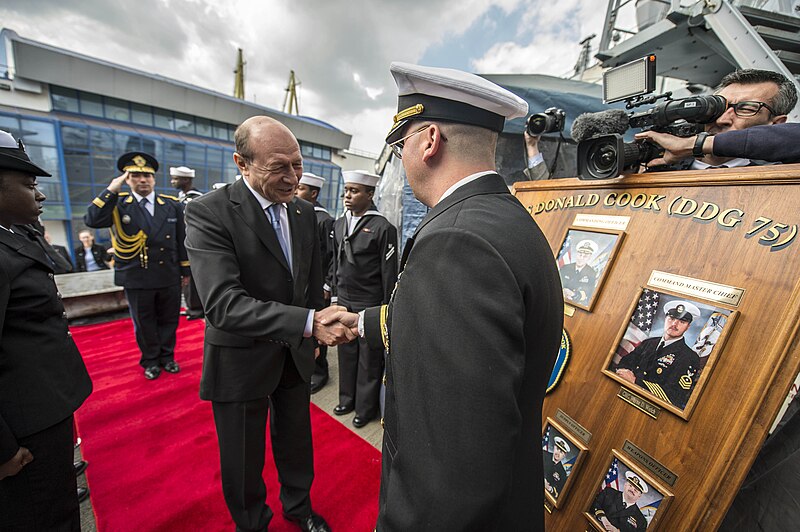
[139, 198, 152, 233]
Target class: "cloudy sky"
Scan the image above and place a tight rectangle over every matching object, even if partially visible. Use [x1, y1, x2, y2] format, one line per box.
[1, 0, 623, 153]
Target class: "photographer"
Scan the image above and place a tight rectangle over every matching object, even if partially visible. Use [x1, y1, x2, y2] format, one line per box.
[636, 69, 798, 169]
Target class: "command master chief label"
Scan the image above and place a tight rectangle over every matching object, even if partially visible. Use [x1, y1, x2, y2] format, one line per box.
[648, 271, 745, 307]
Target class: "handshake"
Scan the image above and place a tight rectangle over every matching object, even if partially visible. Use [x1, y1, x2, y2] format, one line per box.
[312, 305, 361, 346]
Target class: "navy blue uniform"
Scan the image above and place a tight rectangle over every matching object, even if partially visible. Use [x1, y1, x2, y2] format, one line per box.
[85, 189, 189, 368]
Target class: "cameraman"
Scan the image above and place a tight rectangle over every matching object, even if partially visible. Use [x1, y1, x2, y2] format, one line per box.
[636, 69, 798, 169]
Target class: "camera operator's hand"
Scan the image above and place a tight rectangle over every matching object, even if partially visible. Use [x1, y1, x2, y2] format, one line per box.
[524, 131, 542, 159]
[634, 131, 713, 166]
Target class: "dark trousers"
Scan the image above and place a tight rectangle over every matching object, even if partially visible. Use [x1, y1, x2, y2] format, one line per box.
[125, 284, 181, 368]
[0, 415, 80, 532]
[338, 334, 384, 420]
[212, 354, 314, 532]
[313, 345, 328, 379]
[183, 275, 204, 318]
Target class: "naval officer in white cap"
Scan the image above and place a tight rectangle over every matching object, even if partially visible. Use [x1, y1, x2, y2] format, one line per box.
[295, 172, 335, 393]
[323, 62, 563, 530]
[328, 170, 397, 428]
[615, 299, 703, 409]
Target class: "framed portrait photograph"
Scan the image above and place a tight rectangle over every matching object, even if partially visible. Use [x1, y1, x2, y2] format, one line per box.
[556, 227, 624, 312]
[584, 451, 673, 531]
[542, 417, 588, 508]
[603, 287, 739, 420]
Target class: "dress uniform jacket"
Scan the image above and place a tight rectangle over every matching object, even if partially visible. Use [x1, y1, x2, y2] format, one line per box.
[615, 337, 700, 409]
[179, 189, 203, 204]
[329, 204, 397, 308]
[74, 243, 111, 272]
[559, 262, 597, 305]
[314, 202, 334, 284]
[591, 487, 647, 531]
[84, 189, 190, 288]
[543, 451, 567, 498]
[363, 173, 563, 531]
[0, 225, 92, 462]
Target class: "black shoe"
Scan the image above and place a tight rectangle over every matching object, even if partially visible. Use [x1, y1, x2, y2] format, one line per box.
[352, 415, 372, 428]
[77, 487, 89, 503]
[163, 361, 180, 374]
[310, 375, 328, 394]
[284, 512, 331, 532]
[333, 404, 353, 416]
[74, 460, 88, 477]
[186, 313, 204, 321]
[144, 366, 161, 380]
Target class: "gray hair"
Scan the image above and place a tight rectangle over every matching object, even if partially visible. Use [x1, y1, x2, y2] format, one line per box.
[717, 69, 798, 115]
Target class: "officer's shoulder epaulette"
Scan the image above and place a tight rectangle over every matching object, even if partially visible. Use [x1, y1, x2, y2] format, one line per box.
[158, 194, 180, 201]
[119, 192, 130, 196]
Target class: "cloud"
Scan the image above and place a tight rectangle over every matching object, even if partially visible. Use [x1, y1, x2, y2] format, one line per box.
[0, 0, 610, 152]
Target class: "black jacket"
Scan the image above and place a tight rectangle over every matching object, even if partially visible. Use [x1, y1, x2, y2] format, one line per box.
[74, 243, 111, 272]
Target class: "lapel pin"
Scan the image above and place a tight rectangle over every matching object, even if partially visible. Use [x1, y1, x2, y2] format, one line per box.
[296, 208, 301, 215]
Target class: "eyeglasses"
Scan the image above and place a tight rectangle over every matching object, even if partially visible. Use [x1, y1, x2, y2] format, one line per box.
[388, 125, 432, 159]
[727, 100, 777, 118]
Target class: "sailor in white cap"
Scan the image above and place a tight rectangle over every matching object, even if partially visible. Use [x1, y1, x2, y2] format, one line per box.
[544, 435, 572, 498]
[615, 298, 703, 409]
[170, 166, 203, 204]
[560, 238, 599, 304]
[295, 172, 335, 393]
[326, 63, 563, 528]
[591, 468, 648, 530]
[329, 170, 398, 428]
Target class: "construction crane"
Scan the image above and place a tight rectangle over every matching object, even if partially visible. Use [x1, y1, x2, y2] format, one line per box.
[233, 48, 245, 100]
[283, 70, 301, 115]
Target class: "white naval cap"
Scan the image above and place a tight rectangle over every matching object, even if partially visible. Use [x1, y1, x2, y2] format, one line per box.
[386, 62, 529, 144]
[169, 166, 195, 178]
[663, 300, 702, 323]
[576, 239, 598, 255]
[624, 471, 648, 493]
[343, 170, 380, 187]
[553, 436, 571, 454]
[300, 172, 325, 189]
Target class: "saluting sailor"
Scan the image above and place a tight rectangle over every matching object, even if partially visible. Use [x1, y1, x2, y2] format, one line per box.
[328, 170, 398, 428]
[560, 239, 598, 304]
[85, 152, 190, 380]
[615, 300, 702, 409]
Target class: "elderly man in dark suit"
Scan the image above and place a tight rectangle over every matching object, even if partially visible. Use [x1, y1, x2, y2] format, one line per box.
[0, 130, 92, 529]
[85, 152, 190, 380]
[185, 116, 354, 532]
[326, 63, 563, 530]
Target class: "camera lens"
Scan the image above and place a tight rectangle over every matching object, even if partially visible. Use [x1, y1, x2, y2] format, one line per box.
[527, 114, 549, 136]
[586, 139, 619, 179]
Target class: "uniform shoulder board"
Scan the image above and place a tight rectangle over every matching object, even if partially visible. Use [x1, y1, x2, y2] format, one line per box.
[119, 192, 130, 196]
[158, 194, 180, 201]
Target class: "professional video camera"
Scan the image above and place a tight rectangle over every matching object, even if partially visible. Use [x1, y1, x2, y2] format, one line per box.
[526, 107, 566, 135]
[574, 55, 728, 180]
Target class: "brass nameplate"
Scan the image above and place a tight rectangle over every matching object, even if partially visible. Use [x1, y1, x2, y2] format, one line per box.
[573, 213, 630, 231]
[623, 440, 678, 487]
[564, 304, 575, 317]
[556, 409, 592, 445]
[618, 388, 661, 419]
[648, 271, 745, 307]
[544, 500, 554, 514]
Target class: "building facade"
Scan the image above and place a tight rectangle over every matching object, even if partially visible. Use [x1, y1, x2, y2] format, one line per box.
[0, 28, 352, 252]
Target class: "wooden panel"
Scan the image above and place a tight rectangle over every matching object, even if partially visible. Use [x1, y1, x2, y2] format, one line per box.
[514, 165, 800, 531]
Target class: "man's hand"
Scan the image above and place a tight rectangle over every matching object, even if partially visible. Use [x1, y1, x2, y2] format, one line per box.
[181, 275, 191, 288]
[0, 447, 33, 480]
[313, 305, 358, 346]
[524, 131, 542, 159]
[563, 288, 575, 300]
[600, 516, 619, 532]
[634, 131, 704, 166]
[616, 368, 637, 384]
[323, 289, 331, 301]
[108, 172, 129, 193]
[544, 479, 553, 493]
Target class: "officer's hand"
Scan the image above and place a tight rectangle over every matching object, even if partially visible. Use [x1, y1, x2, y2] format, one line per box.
[0, 447, 33, 480]
[600, 516, 618, 532]
[563, 288, 575, 300]
[108, 172, 129, 193]
[634, 131, 697, 166]
[616, 368, 636, 384]
[544, 479, 552, 492]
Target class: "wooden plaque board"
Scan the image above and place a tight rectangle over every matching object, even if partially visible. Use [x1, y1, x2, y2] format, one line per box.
[514, 166, 800, 531]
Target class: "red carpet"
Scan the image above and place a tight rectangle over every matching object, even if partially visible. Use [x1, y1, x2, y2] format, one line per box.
[71, 317, 381, 531]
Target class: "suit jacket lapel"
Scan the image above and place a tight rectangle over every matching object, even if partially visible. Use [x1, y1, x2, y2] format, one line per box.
[229, 179, 292, 274]
[0, 227, 54, 270]
[287, 198, 302, 279]
[149, 196, 168, 235]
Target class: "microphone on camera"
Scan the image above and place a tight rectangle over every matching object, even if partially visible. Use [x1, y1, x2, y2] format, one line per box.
[570, 109, 630, 142]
